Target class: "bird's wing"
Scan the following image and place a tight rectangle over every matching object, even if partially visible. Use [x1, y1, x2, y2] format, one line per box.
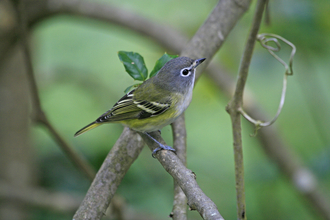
[96, 90, 172, 122]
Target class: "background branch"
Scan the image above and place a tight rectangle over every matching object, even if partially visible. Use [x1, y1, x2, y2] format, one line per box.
[0, 181, 82, 213]
[18, 0, 96, 181]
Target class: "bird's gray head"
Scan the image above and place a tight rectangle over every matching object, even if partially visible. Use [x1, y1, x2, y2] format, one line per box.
[155, 57, 206, 93]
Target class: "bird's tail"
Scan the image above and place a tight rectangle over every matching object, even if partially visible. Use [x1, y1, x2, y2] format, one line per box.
[74, 121, 102, 137]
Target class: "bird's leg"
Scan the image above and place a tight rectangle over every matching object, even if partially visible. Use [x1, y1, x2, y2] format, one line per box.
[144, 132, 176, 158]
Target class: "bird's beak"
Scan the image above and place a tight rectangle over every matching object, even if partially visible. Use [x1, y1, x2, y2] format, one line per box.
[192, 58, 206, 69]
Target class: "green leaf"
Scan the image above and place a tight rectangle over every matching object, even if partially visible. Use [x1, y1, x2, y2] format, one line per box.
[118, 51, 148, 81]
[124, 83, 141, 94]
[149, 53, 179, 78]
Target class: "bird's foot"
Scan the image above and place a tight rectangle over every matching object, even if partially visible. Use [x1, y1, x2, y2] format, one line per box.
[152, 144, 176, 158]
[144, 132, 176, 158]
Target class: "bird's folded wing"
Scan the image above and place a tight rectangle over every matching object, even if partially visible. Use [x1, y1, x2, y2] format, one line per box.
[96, 90, 171, 122]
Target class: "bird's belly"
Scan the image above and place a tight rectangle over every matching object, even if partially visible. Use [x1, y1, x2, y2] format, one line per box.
[122, 111, 178, 132]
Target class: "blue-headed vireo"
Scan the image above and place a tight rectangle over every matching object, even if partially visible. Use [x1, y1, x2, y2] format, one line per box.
[75, 57, 206, 157]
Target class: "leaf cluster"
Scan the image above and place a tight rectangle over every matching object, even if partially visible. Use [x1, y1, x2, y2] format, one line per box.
[117, 51, 178, 93]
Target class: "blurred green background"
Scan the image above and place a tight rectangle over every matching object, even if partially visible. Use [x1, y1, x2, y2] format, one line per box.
[29, 0, 330, 219]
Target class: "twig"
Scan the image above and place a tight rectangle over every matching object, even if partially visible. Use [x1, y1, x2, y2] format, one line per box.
[139, 131, 224, 220]
[40, 119, 96, 180]
[73, 127, 145, 220]
[226, 0, 267, 219]
[170, 115, 188, 220]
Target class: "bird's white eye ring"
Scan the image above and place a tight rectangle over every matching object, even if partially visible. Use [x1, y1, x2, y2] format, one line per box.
[180, 68, 191, 77]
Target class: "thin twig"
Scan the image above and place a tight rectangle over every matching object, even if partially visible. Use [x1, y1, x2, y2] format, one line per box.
[226, 0, 267, 219]
[239, 34, 296, 129]
[258, 33, 295, 75]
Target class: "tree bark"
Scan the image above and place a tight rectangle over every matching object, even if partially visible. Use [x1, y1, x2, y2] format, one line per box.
[0, 45, 36, 220]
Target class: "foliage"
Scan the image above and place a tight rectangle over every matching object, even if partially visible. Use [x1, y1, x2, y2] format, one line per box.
[118, 51, 178, 93]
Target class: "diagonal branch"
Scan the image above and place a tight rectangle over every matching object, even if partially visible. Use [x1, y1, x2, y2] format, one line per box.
[139, 131, 224, 220]
[73, 127, 145, 220]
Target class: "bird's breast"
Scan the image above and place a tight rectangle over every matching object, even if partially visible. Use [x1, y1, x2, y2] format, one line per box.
[174, 84, 194, 116]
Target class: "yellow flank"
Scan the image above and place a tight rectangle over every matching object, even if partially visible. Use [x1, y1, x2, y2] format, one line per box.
[74, 122, 102, 137]
[120, 102, 180, 132]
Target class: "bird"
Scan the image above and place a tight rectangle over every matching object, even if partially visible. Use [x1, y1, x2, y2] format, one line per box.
[74, 56, 206, 157]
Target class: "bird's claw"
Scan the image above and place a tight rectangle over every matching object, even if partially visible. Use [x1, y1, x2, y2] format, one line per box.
[152, 145, 176, 158]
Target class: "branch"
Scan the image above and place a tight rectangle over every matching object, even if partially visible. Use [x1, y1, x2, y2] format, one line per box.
[17, 0, 96, 181]
[40, 119, 96, 180]
[17, 2, 128, 218]
[226, 0, 267, 219]
[139, 132, 224, 220]
[73, 127, 145, 220]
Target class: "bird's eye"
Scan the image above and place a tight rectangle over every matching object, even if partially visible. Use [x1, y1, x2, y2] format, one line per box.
[181, 68, 190, 77]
